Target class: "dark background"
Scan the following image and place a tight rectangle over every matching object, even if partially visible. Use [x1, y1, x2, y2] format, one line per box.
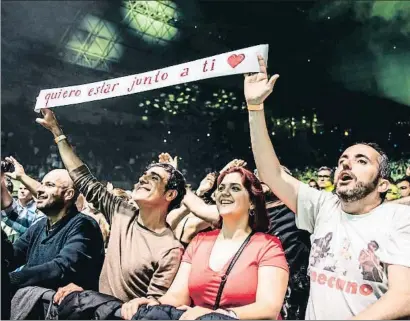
[2, 0, 409, 188]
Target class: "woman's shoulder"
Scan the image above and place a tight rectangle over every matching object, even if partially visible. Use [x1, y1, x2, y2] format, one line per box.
[195, 228, 220, 241]
[253, 231, 280, 241]
[183, 229, 219, 257]
[252, 232, 284, 248]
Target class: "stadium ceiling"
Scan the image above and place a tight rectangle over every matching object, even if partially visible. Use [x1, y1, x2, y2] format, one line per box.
[58, 1, 184, 72]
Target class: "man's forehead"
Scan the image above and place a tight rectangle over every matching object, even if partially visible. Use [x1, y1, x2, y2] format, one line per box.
[42, 170, 71, 185]
[341, 144, 381, 161]
[146, 166, 170, 179]
[42, 172, 57, 183]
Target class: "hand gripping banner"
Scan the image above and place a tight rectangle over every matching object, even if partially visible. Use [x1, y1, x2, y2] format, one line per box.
[34, 44, 269, 111]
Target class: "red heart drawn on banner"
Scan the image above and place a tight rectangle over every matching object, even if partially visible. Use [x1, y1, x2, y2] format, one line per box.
[227, 54, 245, 68]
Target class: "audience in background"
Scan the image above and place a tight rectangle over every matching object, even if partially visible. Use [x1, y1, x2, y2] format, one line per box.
[75, 194, 111, 246]
[1, 157, 44, 241]
[386, 180, 401, 201]
[307, 179, 319, 190]
[316, 166, 334, 192]
[396, 176, 410, 198]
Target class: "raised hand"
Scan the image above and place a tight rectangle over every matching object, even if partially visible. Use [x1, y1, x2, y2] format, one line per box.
[220, 159, 248, 174]
[196, 172, 217, 196]
[4, 156, 25, 180]
[35, 108, 63, 136]
[158, 152, 178, 169]
[244, 55, 279, 105]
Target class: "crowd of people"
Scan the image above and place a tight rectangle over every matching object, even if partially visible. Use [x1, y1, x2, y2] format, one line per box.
[1, 56, 410, 320]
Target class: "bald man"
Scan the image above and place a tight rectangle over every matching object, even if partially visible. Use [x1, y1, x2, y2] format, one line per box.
[4, 168, 105, 292]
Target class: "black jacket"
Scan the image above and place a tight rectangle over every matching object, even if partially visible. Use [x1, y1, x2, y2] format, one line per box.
[56, 290, 122, 320]
[266, 203, 311, 320]
[50, 291, 235, 320]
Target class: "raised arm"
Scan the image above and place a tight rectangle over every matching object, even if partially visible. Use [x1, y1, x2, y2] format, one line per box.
[1, 165, 42, 235]
[245, 55, 301, 213]
[179, 170, 222, 225]
[168, 170, 221, 232]
[183, 189, 219, 224]
[167, 205, 191, 230]
[4, 156, 41, 197]
[35, 108, 131, 223]
[35, 109, 83, 172]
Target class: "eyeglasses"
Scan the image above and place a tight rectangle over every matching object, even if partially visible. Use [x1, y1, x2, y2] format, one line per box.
[318, 175, 331, 179]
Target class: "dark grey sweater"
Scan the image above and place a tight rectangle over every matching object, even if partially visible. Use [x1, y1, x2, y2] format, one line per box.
[9, 209, 105, 292]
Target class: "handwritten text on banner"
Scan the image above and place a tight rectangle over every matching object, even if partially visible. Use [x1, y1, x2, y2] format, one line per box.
[35, 44, 269, 111]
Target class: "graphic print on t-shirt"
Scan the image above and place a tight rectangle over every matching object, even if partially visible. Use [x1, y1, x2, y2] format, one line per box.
[308, 228, 387, 299]
[309, 232, 333, 269]
[322, 238, 353, 276]
[309, 233, 385, 283]
[358, 241, 384, 283]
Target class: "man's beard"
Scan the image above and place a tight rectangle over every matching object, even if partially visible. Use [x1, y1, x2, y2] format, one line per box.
[37, 196, 65, 214]
[336, 178, 378, 203]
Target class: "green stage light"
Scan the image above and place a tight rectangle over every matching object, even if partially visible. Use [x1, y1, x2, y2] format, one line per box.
[63, 14, 124, 71]
[121, 0, 181, 46]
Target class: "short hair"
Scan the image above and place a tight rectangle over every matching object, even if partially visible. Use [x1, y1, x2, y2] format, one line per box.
[318, 166, 334, 175]
[146, 163, 186, 212]
[354, 142, 390, 179]
[217, 167, 270, 233]
[395, 176, 410, 185]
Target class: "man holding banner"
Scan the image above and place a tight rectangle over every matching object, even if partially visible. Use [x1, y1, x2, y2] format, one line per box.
[245, 55, 410, 319]
[36, 109, 186, 305]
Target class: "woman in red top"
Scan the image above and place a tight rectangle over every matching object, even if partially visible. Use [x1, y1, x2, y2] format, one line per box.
[121, 167, 289, 320]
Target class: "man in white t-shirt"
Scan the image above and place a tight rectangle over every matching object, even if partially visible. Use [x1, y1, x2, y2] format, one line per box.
[242, 55, 410, 319]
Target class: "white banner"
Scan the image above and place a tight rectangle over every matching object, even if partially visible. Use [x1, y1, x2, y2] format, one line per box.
[34, 44, 269, 111]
